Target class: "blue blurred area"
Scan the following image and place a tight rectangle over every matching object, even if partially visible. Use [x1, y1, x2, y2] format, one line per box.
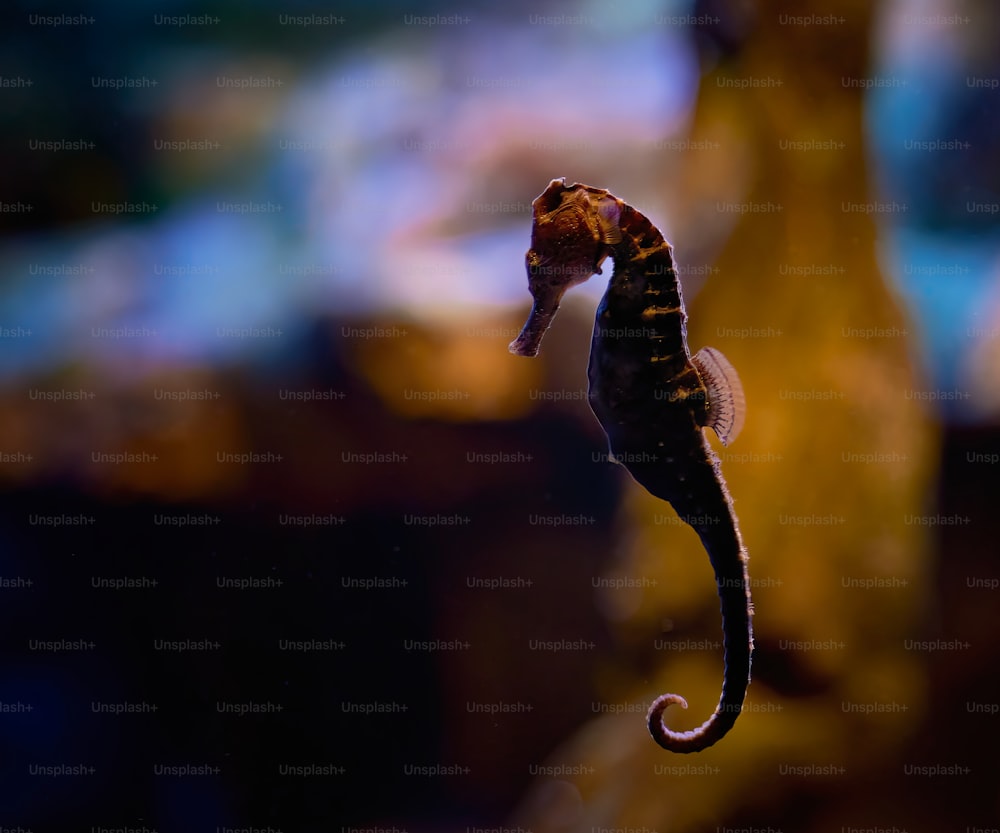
[1, 206, 295, 378]
[867, 0, 1000, 421]
[2, 0, 700, 380]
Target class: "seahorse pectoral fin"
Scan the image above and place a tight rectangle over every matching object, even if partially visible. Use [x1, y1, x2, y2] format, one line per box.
[596, 196, 623, 245]
[691, 346, 746, 446]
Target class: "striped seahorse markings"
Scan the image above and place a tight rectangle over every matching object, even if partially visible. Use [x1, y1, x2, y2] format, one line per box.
[510, 178, 754, 753]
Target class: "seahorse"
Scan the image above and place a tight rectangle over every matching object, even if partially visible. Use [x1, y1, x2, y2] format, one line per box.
[510, 178, 753, 753]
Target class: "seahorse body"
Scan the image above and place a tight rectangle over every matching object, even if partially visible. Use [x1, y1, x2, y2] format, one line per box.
[510, 179, 754, 753]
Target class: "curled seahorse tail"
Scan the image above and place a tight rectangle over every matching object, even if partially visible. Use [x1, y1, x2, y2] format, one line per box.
[647, 683, 742, 753]
[648, 546, 754, 753]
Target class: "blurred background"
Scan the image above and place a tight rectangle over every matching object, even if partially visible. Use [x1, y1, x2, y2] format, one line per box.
[1, 0, 999, 829]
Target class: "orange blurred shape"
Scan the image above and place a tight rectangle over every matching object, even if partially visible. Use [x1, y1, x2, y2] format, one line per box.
[353, 314, 544, 422]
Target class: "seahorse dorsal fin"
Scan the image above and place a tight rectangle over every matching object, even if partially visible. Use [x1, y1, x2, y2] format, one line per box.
[691, 346, 746, 446]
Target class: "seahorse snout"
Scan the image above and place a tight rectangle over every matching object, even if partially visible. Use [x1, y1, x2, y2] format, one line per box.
[508, 251, 588, 356]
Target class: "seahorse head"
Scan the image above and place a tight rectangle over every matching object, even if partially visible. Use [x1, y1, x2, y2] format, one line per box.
[509, 179, 623, 357]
